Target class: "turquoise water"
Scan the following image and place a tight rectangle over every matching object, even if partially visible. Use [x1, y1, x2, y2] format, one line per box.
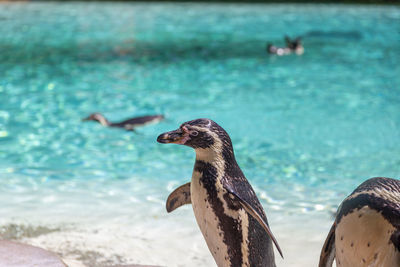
[0, 2, 399, 265]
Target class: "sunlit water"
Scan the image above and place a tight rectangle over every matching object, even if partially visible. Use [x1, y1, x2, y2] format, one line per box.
[0, 2, 399, 266]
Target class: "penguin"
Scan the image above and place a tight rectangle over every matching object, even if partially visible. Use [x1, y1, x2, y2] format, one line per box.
[266, 36, 304, 56]
[319, 177, 400, 267]
[285, 36, 304, 55]
[82, 113, 164, 131]
[157, 118, 282, 267]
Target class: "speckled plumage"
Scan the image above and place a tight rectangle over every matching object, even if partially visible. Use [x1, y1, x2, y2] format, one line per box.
[158, 119, 281, 267]
[319, 177, 400, 267]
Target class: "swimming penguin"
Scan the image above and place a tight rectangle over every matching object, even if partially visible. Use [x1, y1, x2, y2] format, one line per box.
[284, 36, 304, 55]
[267, 36, 304, 56]
[319, 177, 400, 267]
[82, 113, 164, 131]
[157, 118, 282, 267]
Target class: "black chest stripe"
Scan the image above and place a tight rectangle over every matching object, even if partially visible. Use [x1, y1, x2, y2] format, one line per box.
[194, 160, 243, 265]
[337, 193, 400, 227]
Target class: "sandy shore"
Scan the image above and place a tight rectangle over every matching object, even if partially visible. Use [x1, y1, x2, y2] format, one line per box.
[0, 210, 333, 267]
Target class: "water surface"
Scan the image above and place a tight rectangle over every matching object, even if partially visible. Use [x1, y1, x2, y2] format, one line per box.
[0, 2, 399, 266]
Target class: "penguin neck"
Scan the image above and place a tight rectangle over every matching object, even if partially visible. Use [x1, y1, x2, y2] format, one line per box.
[194, 145, 237, 173]
[195, 147, 221, 163]
[95, 115, 110, 126]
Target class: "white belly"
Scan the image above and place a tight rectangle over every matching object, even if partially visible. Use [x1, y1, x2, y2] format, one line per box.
[191, 171, 231, 267]
[335, 206, 400, 267]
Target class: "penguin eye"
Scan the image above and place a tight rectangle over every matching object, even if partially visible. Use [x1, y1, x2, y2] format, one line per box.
[190, 131, 198, 137]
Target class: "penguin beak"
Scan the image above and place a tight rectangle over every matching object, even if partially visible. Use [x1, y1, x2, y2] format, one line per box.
[157, 129, 185, 144]
[82, 117, 90, 121]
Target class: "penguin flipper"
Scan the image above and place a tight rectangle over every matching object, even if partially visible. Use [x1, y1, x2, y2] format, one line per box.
[166, 182, 191, 213]
[224, 186, 283, 258]
[318, 222, 336, 267]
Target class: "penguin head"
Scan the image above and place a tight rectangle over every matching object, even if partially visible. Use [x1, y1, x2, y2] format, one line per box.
[157, 118, 231, 150]
[82, 113, 109, 126]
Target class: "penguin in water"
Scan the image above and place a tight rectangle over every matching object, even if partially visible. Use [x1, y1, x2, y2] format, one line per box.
[83, 113, 164, 131]
[284, 36, 304, 55]
[267, 36, 304, 56]
[319, 177, 400, 267]
[157, 118, 283, 267]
